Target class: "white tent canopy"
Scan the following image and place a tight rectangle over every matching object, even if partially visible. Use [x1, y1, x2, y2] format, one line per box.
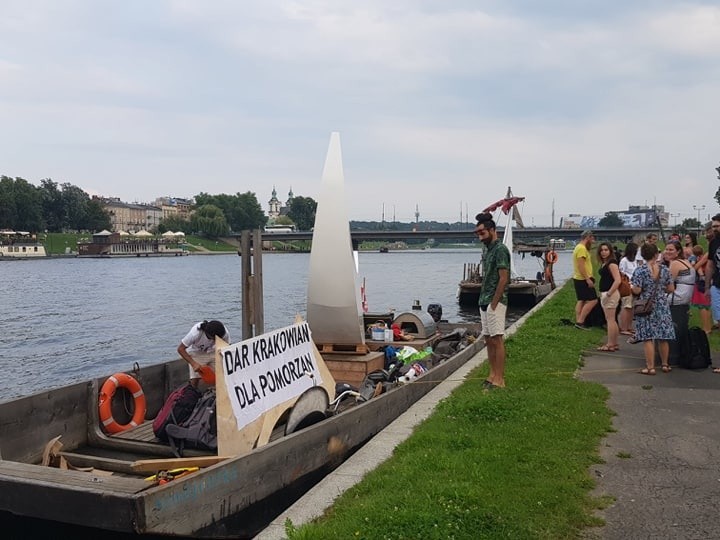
[133, 230, 152, 237]
[161, 231, 175, 237]
[174, 231, 186, 237]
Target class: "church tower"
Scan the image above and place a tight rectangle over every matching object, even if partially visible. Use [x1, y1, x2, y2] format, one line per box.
[268, 186, 281, 219]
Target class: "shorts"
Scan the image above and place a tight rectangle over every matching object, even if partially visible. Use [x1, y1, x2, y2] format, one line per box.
[600, 290, 620, 309]
[621, 295, 634, 309]
[480, 302, 506, 337]
[574, 278, 598, 302]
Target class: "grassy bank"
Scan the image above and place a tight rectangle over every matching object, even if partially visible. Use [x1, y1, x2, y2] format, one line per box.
[289, 284, 616, 539]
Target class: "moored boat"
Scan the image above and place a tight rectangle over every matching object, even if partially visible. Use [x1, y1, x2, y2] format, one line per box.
[457, 188, 555, 308]
[0, 230, 48, 259]
[77, 230, 188, 257]
[0, 321, 481, 538]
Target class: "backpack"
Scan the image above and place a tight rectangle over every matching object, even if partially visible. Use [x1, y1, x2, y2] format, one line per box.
[165, 389, 218, 457]
[683, 327, 712, 370]
[152, 383, 202, 442]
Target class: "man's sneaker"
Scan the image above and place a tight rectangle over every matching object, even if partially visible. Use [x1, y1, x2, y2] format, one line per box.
[574, 323, 590, 330]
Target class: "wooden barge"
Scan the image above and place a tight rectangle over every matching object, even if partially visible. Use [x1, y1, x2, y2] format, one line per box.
[456, 262, 553, 308]
[0, 325, 481, 538]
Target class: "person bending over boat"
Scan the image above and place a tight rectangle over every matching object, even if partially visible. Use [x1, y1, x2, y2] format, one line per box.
[177, 320, 229, 386]
[474, 212, 510, 389]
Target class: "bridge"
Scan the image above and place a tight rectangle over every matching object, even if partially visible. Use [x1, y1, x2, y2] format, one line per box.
[257, 226, 663, 244]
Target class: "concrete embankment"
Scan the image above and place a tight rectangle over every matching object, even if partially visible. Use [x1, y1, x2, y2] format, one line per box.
[581, 338, 720, 539]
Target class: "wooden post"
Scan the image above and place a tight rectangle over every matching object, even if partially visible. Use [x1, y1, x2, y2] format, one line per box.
[240, 230, 264, 340]
[240, 231, 252, 340]
[252, 229, 264, 335]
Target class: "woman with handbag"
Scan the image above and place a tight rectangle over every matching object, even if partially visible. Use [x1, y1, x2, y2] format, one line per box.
[596, 242, 622, 351]
[630, 243, 675, 375]
[618, 242, 639, 337]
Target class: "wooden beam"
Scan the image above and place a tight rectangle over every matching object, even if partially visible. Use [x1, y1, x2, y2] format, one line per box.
[130, 456, 231, 473]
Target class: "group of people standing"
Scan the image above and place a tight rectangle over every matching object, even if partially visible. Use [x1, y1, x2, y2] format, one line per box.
[573, 216, 720, 375]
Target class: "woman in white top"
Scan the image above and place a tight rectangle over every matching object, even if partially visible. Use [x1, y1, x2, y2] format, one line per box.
[663, 240, 696, 367]
[618, 242, 639, 336]
[177, 320, 230, 386]
[664, 241, 696, 306]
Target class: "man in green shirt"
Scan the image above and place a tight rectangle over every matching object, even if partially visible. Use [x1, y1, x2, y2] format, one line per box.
[475, 212, 510, 389]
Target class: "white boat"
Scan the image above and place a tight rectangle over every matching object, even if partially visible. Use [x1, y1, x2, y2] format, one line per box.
[0, 230, 48, 259]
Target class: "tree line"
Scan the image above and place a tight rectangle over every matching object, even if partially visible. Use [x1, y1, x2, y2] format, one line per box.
[0, 175, 320, 237]
[0, 176, 111, 232]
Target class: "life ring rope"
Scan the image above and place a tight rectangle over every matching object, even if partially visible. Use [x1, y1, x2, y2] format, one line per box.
[99, 372, 147, 434]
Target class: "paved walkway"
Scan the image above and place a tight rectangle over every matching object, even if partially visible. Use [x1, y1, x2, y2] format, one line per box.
[580, 335, 720, 539]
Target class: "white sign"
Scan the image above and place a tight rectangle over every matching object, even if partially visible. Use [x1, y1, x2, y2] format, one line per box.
[219, 322, 322, 431]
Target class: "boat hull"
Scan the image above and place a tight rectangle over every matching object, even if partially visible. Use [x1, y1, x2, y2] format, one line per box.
[457, 280, 553, 308]
[0, 332, 481, 537]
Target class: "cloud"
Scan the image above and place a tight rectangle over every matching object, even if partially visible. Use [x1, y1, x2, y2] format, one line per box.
[0, 1, 718, 225]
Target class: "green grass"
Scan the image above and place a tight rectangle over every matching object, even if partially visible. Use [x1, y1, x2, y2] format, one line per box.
[289, 284, 615, 539]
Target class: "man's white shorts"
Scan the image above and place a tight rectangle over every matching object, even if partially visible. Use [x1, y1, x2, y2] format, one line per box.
[480, 302, 507, 337]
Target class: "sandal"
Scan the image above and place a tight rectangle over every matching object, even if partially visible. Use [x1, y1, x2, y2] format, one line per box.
[596, 345, 616, 352]
[639, 368, 656, 376]
[661, 365, 672, 373]
[712, 368, 720, 374]
[620, 331, 634, 336]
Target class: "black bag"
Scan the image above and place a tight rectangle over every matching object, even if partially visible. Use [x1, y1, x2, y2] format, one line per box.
[633, 277, 659, 317]
[165, 389, 218, 457]
[682, 327, 712, 370]
[152, 383, 202, 442]
[632, 297, 654, 317]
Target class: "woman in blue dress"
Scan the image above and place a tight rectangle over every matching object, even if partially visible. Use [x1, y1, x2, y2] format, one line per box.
[631, 243, 675, 375]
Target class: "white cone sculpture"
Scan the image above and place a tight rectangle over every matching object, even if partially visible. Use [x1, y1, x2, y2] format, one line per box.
[306, 132, 365, 346]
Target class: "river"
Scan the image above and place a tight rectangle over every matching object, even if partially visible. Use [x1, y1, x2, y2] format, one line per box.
[0, 248, 573, 401]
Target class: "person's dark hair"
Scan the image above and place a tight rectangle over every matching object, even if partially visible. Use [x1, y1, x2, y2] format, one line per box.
[684, 231, 697, 246]
[640, 242, 658, 261]
[623, 242, 638, 262]
[200, 320, 225, 339]
[712, 213, 720, 222]
[596, 242, 616, 263]
[474, 212, 496, 230]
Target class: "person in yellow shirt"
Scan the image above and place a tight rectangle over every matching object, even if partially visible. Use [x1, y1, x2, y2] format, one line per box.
[572, 230, 598, 329]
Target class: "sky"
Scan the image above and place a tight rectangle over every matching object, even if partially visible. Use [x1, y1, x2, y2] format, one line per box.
[1, 1, 719, 226]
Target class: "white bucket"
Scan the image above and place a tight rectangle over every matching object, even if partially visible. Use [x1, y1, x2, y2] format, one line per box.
[384, 329, 393, 342]
[371, 328, 385, 341]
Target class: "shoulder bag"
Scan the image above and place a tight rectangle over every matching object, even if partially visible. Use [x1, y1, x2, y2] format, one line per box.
[632, 271, 659, 317]
[619, 274, 632, 297]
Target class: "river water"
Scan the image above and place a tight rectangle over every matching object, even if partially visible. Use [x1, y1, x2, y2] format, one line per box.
[0, 248, 573, 401]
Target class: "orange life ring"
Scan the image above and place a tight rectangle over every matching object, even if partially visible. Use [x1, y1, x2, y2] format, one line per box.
[98, 372, 147, 434]
[545, 250, 558, 264]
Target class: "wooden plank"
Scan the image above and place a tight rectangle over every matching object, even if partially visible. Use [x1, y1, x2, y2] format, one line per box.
[0, 460, 147, 494]
[318, 342, 369, 354]
[130, 456, 232, 473]
[111, 420, 157, 442]
[323, 351, 385, 386]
